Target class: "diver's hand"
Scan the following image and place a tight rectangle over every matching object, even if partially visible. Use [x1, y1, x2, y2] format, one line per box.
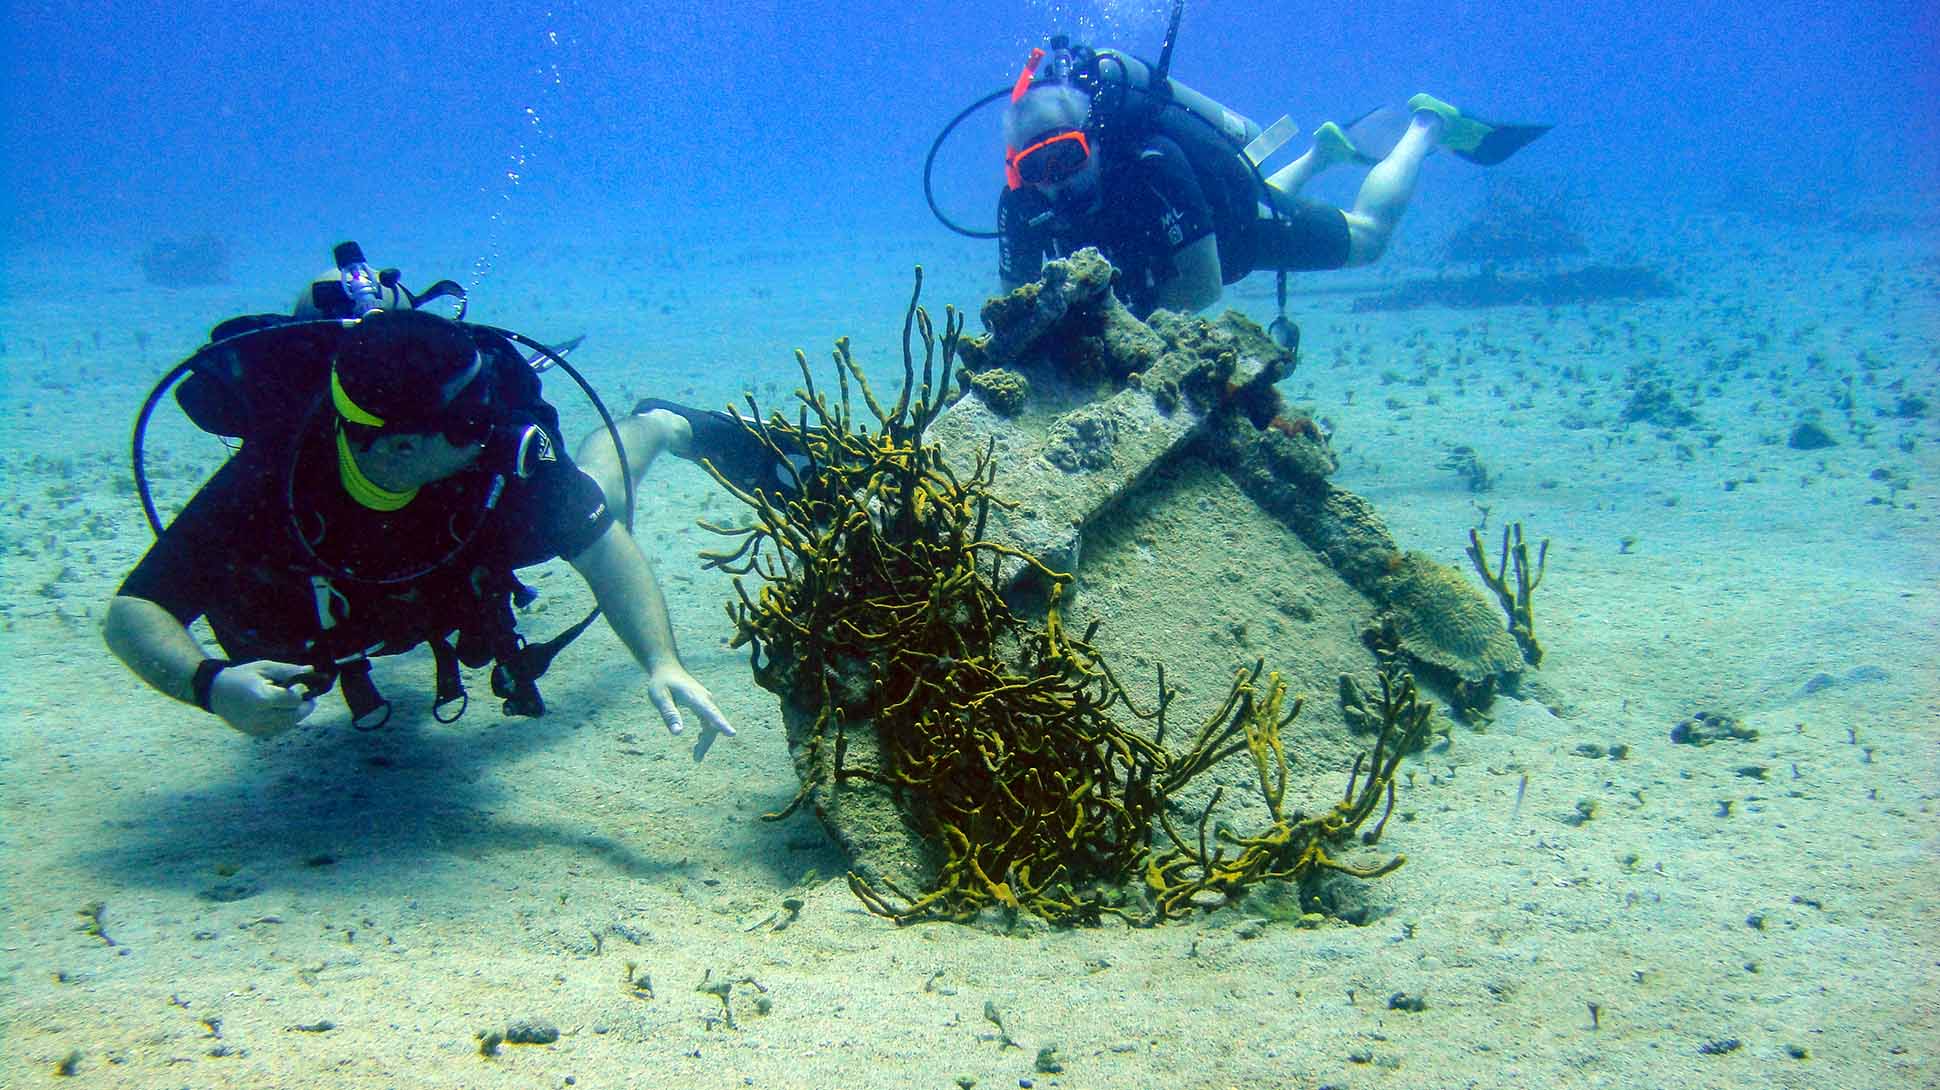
[646, 660, 735, 762]
[209, 660, 319, 738]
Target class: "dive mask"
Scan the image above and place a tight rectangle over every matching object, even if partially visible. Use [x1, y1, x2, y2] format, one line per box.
[1008, 128, 1092, 188]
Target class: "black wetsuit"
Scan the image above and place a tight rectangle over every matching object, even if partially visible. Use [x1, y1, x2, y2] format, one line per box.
[998, 133, 1351, 317]
[119, 420, 612, 668]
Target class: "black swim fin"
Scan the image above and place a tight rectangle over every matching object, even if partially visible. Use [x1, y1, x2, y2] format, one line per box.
[524, 333, 585, 373]
[633, 398, 806, 497]
[1408, 93, 1551, 166]
[1454, 123, 1552, 166]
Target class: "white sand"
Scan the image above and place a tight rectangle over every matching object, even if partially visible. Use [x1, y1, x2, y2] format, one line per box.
[1, 214, 1934, 1089]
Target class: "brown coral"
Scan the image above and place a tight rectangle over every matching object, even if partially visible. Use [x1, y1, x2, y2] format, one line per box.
[1375, 552, 1525, 685]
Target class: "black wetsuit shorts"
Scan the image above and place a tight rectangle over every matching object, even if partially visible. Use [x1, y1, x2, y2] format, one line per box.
[1221, 192, 1353, 278]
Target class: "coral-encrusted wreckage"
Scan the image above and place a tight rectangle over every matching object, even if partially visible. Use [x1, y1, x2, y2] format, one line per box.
[699, 250, 1531, 926]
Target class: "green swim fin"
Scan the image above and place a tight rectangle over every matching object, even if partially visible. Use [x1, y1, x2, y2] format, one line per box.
[1408, 93, 1551, 166]
[1311, 120, 1373, 168]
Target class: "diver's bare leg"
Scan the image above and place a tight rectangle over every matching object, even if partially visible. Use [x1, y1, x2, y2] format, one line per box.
[1340, 111, 1444, 266]
[574, 409, 693, 516]
[1265, 146, 1329, 196]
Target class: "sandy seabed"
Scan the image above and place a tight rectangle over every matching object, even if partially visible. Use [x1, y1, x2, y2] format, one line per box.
[1, 214, 1935, 1089]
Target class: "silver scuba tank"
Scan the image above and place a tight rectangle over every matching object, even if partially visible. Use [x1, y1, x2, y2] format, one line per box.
[1092, 48, 1263, 150]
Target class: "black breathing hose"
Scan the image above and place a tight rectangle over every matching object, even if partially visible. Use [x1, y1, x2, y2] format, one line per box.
[923, 85, 1012, 239]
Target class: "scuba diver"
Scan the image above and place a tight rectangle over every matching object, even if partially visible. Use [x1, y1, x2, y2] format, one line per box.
[105, 246, 737, 759]
[971, 28, 1549, 321]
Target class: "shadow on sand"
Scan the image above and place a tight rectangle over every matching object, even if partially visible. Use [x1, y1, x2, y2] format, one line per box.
[73, 680, 811, 900]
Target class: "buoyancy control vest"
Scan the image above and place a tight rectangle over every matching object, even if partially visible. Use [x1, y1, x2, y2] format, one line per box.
[131, 245, 630, 729]
[1082, 47, 1268, 237]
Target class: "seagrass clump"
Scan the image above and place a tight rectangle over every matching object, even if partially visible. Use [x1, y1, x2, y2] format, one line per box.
[700, 269, 1429, 926]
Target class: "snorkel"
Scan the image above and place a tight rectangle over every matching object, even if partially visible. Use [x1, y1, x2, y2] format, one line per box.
[1002, 48, 1047, 191]
[1154, 0, 1183, 82]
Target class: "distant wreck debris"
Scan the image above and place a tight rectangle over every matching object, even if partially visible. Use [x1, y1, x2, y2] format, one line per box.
[1359, 177, 1675, 311]
[1352, 264, 1678, 311]
[1443, 176, 1589, 266]
[140, 234, 233, 286]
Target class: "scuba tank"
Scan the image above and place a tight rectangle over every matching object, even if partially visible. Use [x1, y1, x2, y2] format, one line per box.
[1083, 47, 1262, 153]
[1080, 45, 1268, 233]
[334, 240, 386, 317]
[1080, 44, 1298, 348]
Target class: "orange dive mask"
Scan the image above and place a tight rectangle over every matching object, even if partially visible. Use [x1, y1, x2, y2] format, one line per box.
[1006, 129, 1092, 189]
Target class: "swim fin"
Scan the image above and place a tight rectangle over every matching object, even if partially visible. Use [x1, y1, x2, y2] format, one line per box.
[1407, 93, 1551, 166]
[524, 333, 584, 373]
[1311, 119, 1373, 168]
[633, 397, 806, 497]
[1305, 106, 1414, 167]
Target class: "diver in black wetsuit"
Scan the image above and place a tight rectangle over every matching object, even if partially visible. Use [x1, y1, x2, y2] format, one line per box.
[107, 301, 737, 758]
[996, 40, 1549, 318]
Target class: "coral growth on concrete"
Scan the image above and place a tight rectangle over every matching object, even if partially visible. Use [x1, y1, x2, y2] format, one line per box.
[700, 269, 1430, 926]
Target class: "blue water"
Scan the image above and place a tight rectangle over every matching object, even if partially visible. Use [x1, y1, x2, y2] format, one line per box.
[9, 0, 1933, 272]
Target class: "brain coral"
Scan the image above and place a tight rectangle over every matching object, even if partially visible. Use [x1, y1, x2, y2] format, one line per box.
[1376, 552, 1524, 683]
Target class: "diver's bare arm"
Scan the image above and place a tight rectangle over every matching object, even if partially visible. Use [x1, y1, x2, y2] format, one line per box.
[570, 522, 681, 672]
[571, 521, 735, 747]
[104, 596, 317, 735]
[103, 595, 211, 704]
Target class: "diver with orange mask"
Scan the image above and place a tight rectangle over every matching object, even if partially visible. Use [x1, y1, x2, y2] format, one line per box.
[926, 5, 1550, 334]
